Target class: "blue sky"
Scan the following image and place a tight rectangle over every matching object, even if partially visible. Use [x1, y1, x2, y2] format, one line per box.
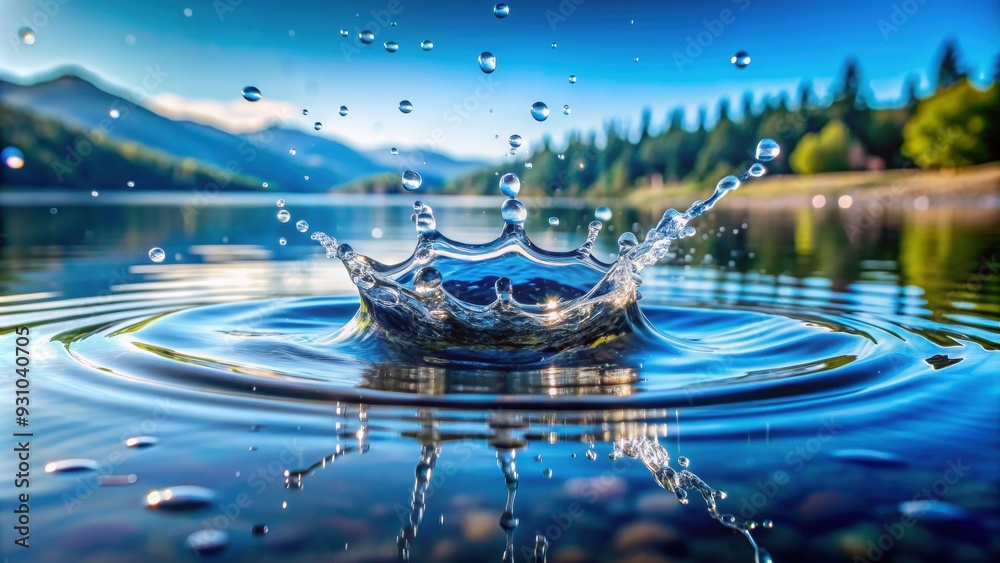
[1, 0, 997, 160]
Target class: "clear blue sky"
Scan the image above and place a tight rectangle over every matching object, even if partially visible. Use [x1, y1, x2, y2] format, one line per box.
[1, 0, 997, 160]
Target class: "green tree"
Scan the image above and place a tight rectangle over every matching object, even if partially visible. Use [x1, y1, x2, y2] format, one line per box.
[935, 39, 967, 91]
[902, 80, 999, 168]
[789, 119, 853, 174]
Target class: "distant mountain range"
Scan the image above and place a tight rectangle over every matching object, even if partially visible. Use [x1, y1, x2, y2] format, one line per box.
[0, 70, 486, 192]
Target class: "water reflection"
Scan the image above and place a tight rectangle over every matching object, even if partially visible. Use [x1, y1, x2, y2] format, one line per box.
[360, 364, 640, 396]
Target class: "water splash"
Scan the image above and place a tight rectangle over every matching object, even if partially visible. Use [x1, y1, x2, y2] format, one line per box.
[286, 140, 776, 364]
[612, 438, 773, 563]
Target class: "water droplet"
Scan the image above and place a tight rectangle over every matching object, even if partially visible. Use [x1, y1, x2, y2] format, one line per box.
[548, 217, 559, 226]
[384, 41, 399, 53]
[494, 277, 513, 301]
[295, 220, 309, 232]
[413, 267, 443, 296]
[634, 56, 639, 62]
[289, 148, 296, 156]
[508, 134, 522, 148]
[585, 449, 597, 461]
[18, 27, 36, 45]
[478, 52, 497, 74]
[399, 100, 413, 113]
[390, 147, 398, 155]
[421, 39, 434, 51]
[91, 190, 99, 197]
[499, 172, 520, 197]
[562, 105, 571, 115]
[277, 210, 290, 223]
[241, 86, 262, 102]
[109, 109, 120, 118]
[278, 237, 287, 246]
[542, 468, 553, 478]
[717, 175, 740, 192]
[302, 108, 308, 115]
[145, 486, 217, 510]
[359, 30, 375, 44]
[524, 162, 533, 169]
[749, 163, 765, 177]
[595, 206, 612, 221]
[45, 458, 100, 473]
[557, 154, 565, 160]
[731, 50, 751, 68]
[402, 170, 422, 191]
[50, 207, 57, 214]
[339, 29, 349, 37]
[551, 42, 558, 49]
[276, 198, 286, 208]
[262, 181, 268, 188]
[677, 456, 690, 467]
[251, 524, 268, 536]
[762, 519, 774, 528]
[125, 436, 158, 448]
[371, 228, 383, 239]
[755, 139, 780, 161]
[148, 247, 166, 263]
[534, 455, 543, 462]
[493, 3, 509, 18]
[314, 122, 323, 130]
[500, 198, 526, 226]
[1, 147, 24, 169]
[530, 102, 550, 121]
[568, 75, 577, 84]
[186, 529, 228, 555]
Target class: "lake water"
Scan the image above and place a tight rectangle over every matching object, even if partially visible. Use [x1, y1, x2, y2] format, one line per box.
[0, 191, 997, 562]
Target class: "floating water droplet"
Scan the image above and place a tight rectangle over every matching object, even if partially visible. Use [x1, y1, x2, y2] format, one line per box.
[148, 247, 166, 263]
[314, 122, 322, 130]
[251, 524, 268, 536]
[398, 100, 413, 113]
[413, 267, 443, 296]
[146, 486, 217, 510]
[402, 170, 422, 191]
[508, 134, 522, 148]
[563, 105, 571, 115]
[91, 190, 99, 197]
[595, 206, 612, 221]
[125, 436, 158, 448]
[494, 277, 513, 301]
[339, 29, 349, 37]
[390, 147, 398, 155]
[634, 56, 639, 62]
[493, 3, 509, 18]
[748, 163, 765, 177]
[45, 458, 99, 473]
[530, 102, 549, 121]
[585, 449, 597, 461]
[295, 220, 309, 233]
[717, 175, 740, 192]
[109, 109, 120, 118]
[302, 108, 308, 115]
[262, 181, 268, 188]
[500, 198, 527, 227]
[384, 41, 399, 53]
[557, 154, 565, 160]
[276, 198, 285, 208]
[277, 210, 290, 223]
[278, 237, 287, 246]
[534, 455, 543, 462]
[359, 30, 375, 44]
[548, 217, 559, 226]
[289, 148, 296, 156]
[524, 162, 533, 169]
[370, 228, 384, 240]
[568, 75, 577, 84]
[677, 455, 690, 467]
[18, 27, 36, 45]
[499, 173, 520, 197]
[1, 147, 24, 169]
[762, 519, 774, 528]
[186, 529, 228, 555]
[241, 86, 261, 102]
[551, 42, 557, 49]
[755, 138, 780, 161]
[478, 52, 497, 74]
[731, 50, 751, 68]
[421, 39, 434, 51]
[50, 207, 57, 214]
[543, 468, 553, 478]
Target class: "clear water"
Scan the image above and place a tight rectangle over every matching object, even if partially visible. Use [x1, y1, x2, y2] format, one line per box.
[0, 191, 997, 562]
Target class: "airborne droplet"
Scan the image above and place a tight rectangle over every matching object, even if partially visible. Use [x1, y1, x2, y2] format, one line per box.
[530, 102, 549, 121]
[755, 139, 780, 161]
[339, 106, 348, 116]
[18, 27, 36, 45]
[421, 40, 434, 51]
[731, 50, 751, 68]
[549, 217, 560, 227]
[595, 206, 613, 221]
[148, 247, 166, 263]
[717, 175, 741, 192]
[563, 105, 571, 115]
[749, 163, 766, 177]
[508, 134, 522, 148]
[478, 52, 497, 74]
[241, 86, 262, 102]
[493, 3, 509, 18]
[277, 210, 290, 223]
[500, 198, 526, 226]
[390, 147, 399, 155]
[296, 220, 309, 233]
[568, 75, 577, 84]
[398, 100, 413, 113]
[499, 173, 520, 197]
[359, 30, 375, 44]
[314, 122, 323, 130]
[340, 29, 349, 37]
[402, 170, 422, 191]
[384, 41, 399, 53]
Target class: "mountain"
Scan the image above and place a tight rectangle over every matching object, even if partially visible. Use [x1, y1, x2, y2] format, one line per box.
[0, 70, 485, 192]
